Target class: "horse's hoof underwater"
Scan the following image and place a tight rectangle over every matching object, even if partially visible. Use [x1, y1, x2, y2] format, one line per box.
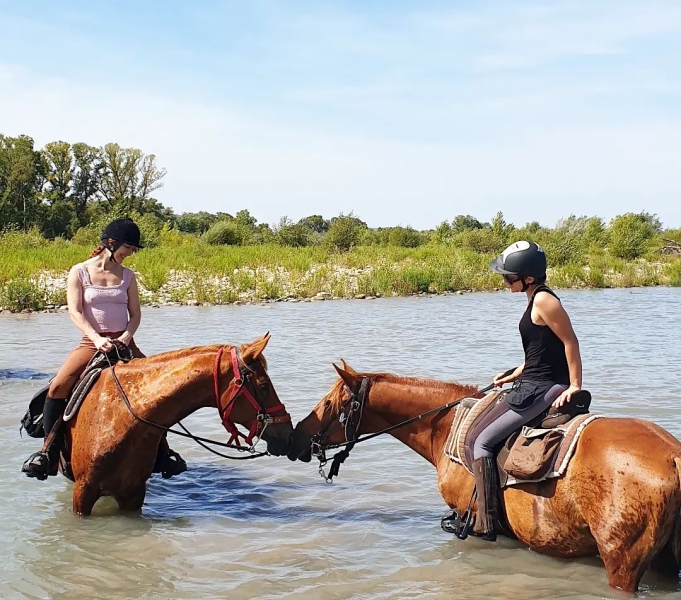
[21, 452, 50, 481]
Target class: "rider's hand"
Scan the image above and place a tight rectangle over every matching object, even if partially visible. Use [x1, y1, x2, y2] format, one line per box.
[116, 331, 132, 346]
[493, 369, 520, 387]
[94, 336, 114, 353]
[552, 384, 581, 408]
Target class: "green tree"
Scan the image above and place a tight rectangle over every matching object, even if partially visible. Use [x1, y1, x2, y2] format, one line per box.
[274, 216, 310, 247]
[97, 143, 167, 215]
[325, 212, 365, 251]
[40, 141, 78, 237]
[176, 211, 226, 234]
[0, 134, 44, 231]
[451, 214, 484, 233]
[298, 214, 329, 233]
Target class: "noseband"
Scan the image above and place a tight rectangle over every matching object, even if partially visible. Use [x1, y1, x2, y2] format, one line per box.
[214, 346, 291, 447]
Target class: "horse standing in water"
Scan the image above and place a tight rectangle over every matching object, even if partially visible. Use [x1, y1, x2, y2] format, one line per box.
[288, 363, 681, 593]
[61, 333, 292, 515]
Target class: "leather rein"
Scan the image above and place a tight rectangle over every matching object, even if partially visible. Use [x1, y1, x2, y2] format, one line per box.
[311, 376, 495, 482]
[107, 345, 290, 460]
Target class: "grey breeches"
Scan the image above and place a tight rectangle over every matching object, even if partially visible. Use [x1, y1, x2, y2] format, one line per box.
[472, 384, 568, 460]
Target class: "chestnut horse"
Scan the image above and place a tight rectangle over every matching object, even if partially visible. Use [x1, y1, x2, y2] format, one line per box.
[63, 333, 292, 516]
[288, 363, 681, 593]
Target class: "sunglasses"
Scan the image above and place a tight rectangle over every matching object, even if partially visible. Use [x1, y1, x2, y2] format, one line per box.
[503, 275, 521, 285]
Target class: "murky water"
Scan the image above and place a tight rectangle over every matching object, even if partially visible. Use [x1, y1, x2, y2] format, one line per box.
[1, 288, 681, 599]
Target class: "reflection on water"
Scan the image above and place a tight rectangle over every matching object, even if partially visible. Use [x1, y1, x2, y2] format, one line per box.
[1, 288, 680, 599]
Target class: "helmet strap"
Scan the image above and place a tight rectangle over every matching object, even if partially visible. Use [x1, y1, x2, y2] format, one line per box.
[520, 277, 530, 292]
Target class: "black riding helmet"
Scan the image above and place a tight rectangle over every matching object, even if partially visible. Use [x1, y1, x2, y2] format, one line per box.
[101, 218, 144, 251]
[490, 241, 546, 281]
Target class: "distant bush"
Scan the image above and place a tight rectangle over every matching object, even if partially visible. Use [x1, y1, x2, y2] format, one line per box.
[451, 229, 505, 254]
[273, 217, 311, 247]
[608, 214, 654, 259]
[203, 221, 243, 246]
[388, 226, 422, 248]
[325, 213, 364, 251]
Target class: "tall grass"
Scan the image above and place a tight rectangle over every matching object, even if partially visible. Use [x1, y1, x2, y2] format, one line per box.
[2, 231, 680, 311]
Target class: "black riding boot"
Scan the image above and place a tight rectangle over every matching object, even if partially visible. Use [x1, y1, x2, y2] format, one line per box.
[152, 435, 187, 479]
[471, 456, 498, 541]
[22, 397, 65, 480]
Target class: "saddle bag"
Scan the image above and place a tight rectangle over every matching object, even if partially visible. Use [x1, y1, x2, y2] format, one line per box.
[20, 383, 50, 438]
[503, 428, 564, 480]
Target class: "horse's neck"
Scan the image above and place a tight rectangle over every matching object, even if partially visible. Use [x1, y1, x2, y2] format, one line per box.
[366, 380, 467, 466]
[115, 352, 220, 427]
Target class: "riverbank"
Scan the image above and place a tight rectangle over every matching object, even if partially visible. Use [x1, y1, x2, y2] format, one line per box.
[1, 243, 680, 312]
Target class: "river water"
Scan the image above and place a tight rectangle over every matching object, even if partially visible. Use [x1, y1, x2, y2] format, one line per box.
[1, 288, 680, 600]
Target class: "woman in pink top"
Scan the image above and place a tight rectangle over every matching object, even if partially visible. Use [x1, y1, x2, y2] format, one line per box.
[23, 219, 186, 480]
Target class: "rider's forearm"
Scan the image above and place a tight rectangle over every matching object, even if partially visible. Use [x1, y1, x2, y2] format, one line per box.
[68, 309, 101, 343]
[124, 312, 141, 338]
[564, 342, 582, 388]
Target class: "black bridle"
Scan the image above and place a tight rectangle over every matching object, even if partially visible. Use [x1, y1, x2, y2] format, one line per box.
[311, 377, 371, 481]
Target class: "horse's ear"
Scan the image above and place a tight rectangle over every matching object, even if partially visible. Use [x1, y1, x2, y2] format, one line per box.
[333, 363, 359, 389]
[242, 332, 271, 362]
[340, 359, 358, 376]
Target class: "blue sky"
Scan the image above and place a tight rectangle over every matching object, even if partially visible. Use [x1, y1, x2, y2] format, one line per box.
[1, 1, 680, 229]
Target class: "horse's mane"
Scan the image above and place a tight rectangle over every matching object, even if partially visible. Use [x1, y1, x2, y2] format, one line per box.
[131, 344, 268, 370]
[327, 372, 478, 411]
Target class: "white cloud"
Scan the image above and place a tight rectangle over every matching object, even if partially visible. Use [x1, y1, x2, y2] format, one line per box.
[1, 1, 681, 229]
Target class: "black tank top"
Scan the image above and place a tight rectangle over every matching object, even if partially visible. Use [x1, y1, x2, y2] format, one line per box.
[519, 285, 570, 385]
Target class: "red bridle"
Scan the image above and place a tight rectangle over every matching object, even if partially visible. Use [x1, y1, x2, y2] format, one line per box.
[213, 346, 290, 447]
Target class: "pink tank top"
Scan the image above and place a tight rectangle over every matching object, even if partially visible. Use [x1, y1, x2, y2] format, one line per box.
[77, 264, 132, 334]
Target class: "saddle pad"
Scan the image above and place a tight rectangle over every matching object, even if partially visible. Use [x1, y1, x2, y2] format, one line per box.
[444, 389, 503, 473]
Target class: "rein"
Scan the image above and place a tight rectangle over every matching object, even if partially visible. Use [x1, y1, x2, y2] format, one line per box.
[106, 345, 289, 460]
[312, 368, 514, 482]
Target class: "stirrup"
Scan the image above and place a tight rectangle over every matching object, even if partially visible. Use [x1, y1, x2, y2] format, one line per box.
[21, 451, 50, 481]
[153, 448, 187, 479]
[162, 449, 187, 479]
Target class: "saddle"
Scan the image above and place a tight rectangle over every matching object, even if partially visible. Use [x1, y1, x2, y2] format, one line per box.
[20, 345, 134, 438]
[444, 388, 600, 487]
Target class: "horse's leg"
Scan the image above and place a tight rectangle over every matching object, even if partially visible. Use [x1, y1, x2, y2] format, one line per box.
[590, 501, 676, 592]
[72, 479, 100, 516]
[114, 484, 147, 512]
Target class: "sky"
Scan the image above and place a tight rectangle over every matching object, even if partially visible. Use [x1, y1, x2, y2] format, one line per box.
[1, 0, 680, 230]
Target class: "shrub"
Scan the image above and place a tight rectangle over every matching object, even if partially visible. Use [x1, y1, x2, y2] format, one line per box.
[203, 221, 242, 246]
[325, 213, 363, 251]
[608, 214, 654, 260]
[0, 277, 46, 311]
[388, 226, 422, 248]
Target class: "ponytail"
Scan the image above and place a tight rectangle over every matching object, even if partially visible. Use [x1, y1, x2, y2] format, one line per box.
[90, 237, 117, 259]
[89, 245, 106, 258]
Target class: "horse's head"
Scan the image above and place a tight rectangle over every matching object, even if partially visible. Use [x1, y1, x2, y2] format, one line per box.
[288, 360, 369, 462]
[216, 333, 293, 456]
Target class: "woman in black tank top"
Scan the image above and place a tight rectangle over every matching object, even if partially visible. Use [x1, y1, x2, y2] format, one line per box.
[465, 240, 583, 542]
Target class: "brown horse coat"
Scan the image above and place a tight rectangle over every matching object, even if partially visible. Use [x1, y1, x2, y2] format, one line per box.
[289, 364, 681, 593]
[65, 334, 292, 516]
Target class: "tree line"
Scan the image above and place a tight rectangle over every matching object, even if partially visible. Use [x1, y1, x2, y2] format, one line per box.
[1, 133, 679, 262]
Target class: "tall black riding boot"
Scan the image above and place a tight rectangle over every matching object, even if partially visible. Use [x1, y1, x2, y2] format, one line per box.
[152, 434, 187, 479]
[471, 456, 499, 541]
[22, 397, 66, 480]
